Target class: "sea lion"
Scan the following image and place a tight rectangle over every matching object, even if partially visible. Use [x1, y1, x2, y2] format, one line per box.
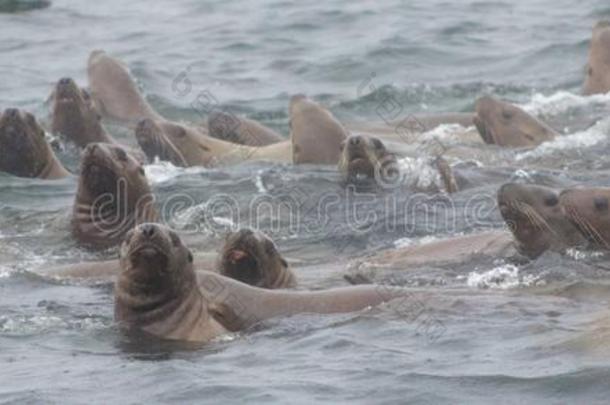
[115, 223, 410, 342]
[290, 94, 348, 164]
[50, 77, 116, 147]
[87, 50, 162, 125]
[337, 134, 458, 193]
[349, 183, 586, 274]
[473, 96, 557, 147]
[218, 228, 296, 289]
[207, 111, 284, 146]
[72, 143, 158, 249]
[137, 119, 292, 167]
[0, 108, 69, 179]
[135, 118, 188, 167]
[559, 187, 610, 249]
[498, 183, 588, 258]
[583, 21, 610, 95]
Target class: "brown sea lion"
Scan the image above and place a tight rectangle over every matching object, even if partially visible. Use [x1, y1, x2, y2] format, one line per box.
[473, 96, 557, 147]
[290, 94, 348, 164]
[207, 111, 284, 146]
[87, 50, 162, 125]
[218, 228, 296, 289]
[559, 187, 610, 249]
[337, 134, 398, 184]
[0, 108, 69, 179]
[115, 223, 410, 342]
[583, 21, 610, 95]
[72, 143, 158, 249]
[50, 77, 116, 147]
[337, 134, 458, 193]
[135, 118, 188, 167]
[498, 183, 588, 258]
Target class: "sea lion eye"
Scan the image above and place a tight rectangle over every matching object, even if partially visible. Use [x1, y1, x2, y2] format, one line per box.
[594, 197, 608, 212]
[502, 110, 513, 120]
[371, 138, 384, 150]
[176, 127, 187, 138]
[115, 148, 128, 162]
[544, 195, 558, 207]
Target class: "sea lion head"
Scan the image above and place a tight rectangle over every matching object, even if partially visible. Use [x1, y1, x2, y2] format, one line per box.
[474, 96, 556, 147]
[219, 228, 290, 288]
[559, 187, 610, 250]
[0, 108, 50, 178]
[135, 118, 187, 166]
[78, 143, 150, 205]
[583, 21, 610, 95]
[497, 183, 586, 258]
[74, 143, 156, 247]
[337, 134, 397, 184]
[155, 121, 216, 167]
[290, 94, 347, 164]
[115, 223, 229, 342]
[51, 77, 106, 147]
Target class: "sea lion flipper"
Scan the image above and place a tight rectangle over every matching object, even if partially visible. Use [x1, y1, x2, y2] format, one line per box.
[209, 302, 251, 332]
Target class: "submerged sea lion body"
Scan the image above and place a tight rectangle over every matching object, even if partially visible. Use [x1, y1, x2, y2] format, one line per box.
[51, 77, 115, 147]
[218, 228, 296, 289]
[87, 50, 162, 125]
[583, 21, 610, 95]
[473, 96, 557, 147]
[116, 223, 410, 342]
[207, 111, 284, 146]
[72, 143, 158, 249]
[290, 95, 348, 164]
[0, 108, 69, 179]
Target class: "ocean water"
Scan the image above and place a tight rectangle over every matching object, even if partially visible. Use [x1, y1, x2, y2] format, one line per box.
[2, 0, 610, 403]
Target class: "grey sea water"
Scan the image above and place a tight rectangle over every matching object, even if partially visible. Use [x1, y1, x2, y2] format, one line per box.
[2, 0, 610, 403]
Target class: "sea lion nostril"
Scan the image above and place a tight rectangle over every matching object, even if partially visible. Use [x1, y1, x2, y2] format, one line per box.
[594, 197, 609, 212]
[349, 136, 361, 146]
[5, 108, 19, 118]
[141, 224, 155, 238]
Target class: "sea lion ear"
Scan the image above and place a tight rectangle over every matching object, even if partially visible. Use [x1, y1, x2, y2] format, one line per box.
[187, 250, 193, 263]
[280, 257, 288, 268]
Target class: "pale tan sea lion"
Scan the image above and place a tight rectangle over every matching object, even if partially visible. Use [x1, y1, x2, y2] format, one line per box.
[50, 77, 116, 147]
[0, 108, 69, 179]
[72, 143, 158, 249]
[207, 111, 284, 146]
[349, 183, 587, 274]
[115, 223, 411, 342]
[559, 187, 610, 250]
[87, 50, 162, 125]
[218, 228, 296, 289]
[498, 183, 588, 258]
[583, 21, 610, 95]
[473, 96, 558, 147]
[139, 119, 292, 167]
[290, 94, 348, 164]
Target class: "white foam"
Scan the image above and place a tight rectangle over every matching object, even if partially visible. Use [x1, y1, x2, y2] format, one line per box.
[254, 169, 267, 193]
[144, 159, 208, 185]
[521, 91, 610, 116]
[515, 117, 610, 161]
[397, 157, 443, 190]
[466, 264, 542, 290]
